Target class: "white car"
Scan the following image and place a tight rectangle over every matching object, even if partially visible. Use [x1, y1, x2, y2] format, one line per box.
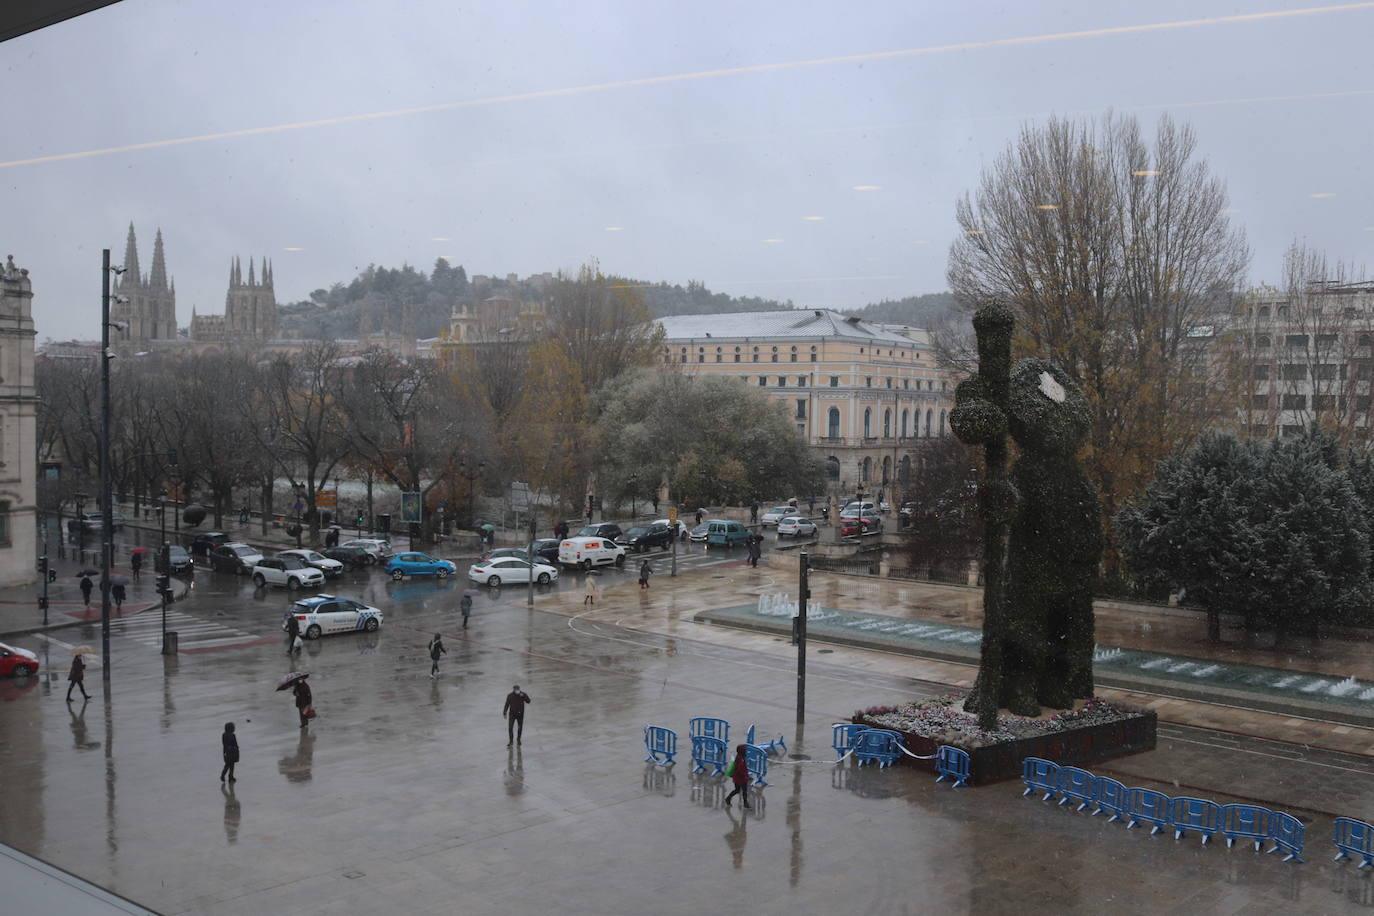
[341, 538, 394, 562]
[252, 556, 325, 590]
[277, 549, 345, 578]
[284, 594, 384, 639]
[842, 500, 878, 517]
[776, 516, 818, 538]
[467, 557, 559, 586]
[760, 506, 795, 527]
[654, 518, 688, 536]
[558, 536, 627, 570]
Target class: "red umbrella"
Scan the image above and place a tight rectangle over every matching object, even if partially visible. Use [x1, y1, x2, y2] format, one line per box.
[130, 547, 151, 555]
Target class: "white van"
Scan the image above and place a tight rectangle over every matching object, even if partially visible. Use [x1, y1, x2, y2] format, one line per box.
[558, 536, 627, 570]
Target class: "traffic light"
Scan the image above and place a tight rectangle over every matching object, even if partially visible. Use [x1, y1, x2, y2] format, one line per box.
[155, 574, 172, 599]
[38, 556, 47, 577]
[356, 511, 365, 527]
[48, 567, 57, 583]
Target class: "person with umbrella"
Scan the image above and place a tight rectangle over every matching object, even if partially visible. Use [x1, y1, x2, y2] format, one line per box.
[67, 649, 91, 702]
[111, 579, 127, 612]
[278, 672, 313, 728]
[481, 521, 496, 548]
[130, 550, 143, 581]
[79, 573, 93, 608]
[460, 591, 473, 628]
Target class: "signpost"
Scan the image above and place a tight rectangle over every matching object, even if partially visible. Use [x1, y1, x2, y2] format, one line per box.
[668, 506, 678, 577]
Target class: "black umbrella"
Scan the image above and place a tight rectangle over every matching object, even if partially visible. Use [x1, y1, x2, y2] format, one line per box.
[110, 577, 130, 586]
[76, 569, 99, 577]
[276, 671, 310, 691]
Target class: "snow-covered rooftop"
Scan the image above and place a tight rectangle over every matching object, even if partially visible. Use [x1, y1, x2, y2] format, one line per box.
[657, 309, 921, 345]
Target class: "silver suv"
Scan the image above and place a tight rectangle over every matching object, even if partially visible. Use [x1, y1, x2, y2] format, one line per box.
[251, 556, 325, 590]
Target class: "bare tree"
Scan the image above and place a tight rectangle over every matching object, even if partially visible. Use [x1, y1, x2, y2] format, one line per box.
[948, 112, 1249, 583]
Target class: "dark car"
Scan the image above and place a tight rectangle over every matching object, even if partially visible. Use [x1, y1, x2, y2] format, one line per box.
[208, 543, 264, 575]
[577, 522, 624, 542]
[322, 545, 371, 570]
[157, 545, 195, 576]
[617, 522, 675, 553]
[67, 512, 126, 534]
[531, 538, 561, 563]
[190, 531, 228, 557]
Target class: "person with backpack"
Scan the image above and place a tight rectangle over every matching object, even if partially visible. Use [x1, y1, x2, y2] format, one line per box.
[428, 633, 447, 678]
[724, 745, 752, 809]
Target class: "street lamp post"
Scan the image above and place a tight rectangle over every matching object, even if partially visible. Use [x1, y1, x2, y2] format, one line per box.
[99, 249, 116, 681]
[74, 492, 87, 558]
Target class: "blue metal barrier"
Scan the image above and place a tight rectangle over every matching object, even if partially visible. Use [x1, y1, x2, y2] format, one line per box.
[1220, 804, 1273, 851]
[643, 725, 678, 766]
[744, 744, 771, 788]
[745, 724, 787, 757]
[832, 723, 867, 760]
[690, 735, 729, 776]
[1021, 757, 1060, 802]
[1057, 766, 1097, 812]
[852, 728, 902, 768]
[1268, 811, 1305, 863]
[1334, 817, 1374, 868]
[1126, 787, 1172, 835]
[689, 717, 730, 744]
[1170, 797, 1221, 844]
[934, 746, 971, 788]
[1092, 776, 1129, 823]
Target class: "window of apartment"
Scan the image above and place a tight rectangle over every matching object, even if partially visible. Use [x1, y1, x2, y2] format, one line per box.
[810, 345, 817, 362]
[1256, 335, 1271, 348]
[1317, 334, 1339, 347]
[1281, 424, 1303, 437]
[734, 346, 742, 363]
[827, 407, 840, 438]
[752, 346, 760, 361]
[865, 377, 872, 387]
[1358, 396, 1373, 412]
[924, 408, 933, 437]
[1360, 335, 1373, 349]
[863, 408, 872, 437]
[795, 399, 806, 419]
[1285, 334, 1308, 347]
[1282, 394, 1307, 410]
[1357, 362, 1374, 381]
[771, 346, 779, 363]
[903, 378, 910, 389]
[1258, 306, 1271, 318]
[829, 376, 839, 387]
[0, 501, 9, 547]
[928, 379, 935, 391]
[941, 381, 948, 391]
[680, 347, 688, 361]
[698, 347, 705, 363]
[883, 409, 891, 437]
[1250, 394, 1268, 409]
[1278, 306, 1291, 318]
[790, 345, 797, 362]
[939, 409, 947, 436]
[715, 347, 723, 363]
[796, 376, 806, 387]
[1315, 363, 1338, 380]
[901, 409, 909, 437]
[777, 377, 786, 387]
[1280, 364, 1306, 380]
[1254, 365, 1270, 380]
[1313, 394, 1337, 411]
[885, 377, 893, 389]
[758, 376, 767, 386]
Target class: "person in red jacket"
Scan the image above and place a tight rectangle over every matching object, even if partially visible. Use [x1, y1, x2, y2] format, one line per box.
[724, 744, 752, 809]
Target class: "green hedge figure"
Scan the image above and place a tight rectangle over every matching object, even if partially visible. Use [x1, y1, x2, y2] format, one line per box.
[952, 305, 1102, 723]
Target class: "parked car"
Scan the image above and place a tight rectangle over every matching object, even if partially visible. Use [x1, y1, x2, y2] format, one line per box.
[689, 522, 709, 542]
[839, 518, 863, 537]
[67, 512, 126, 534]
[0, 641, 39, 677]
[759, 506, 795, 527]
[189, 531, 228, 557]
[706, 519, 751, 548]
[577, 522, 624, 542]
[322, 545, 371, 570]
[857, 512, 883, 533]
[208, 542, 264, 575]
[479, 547, 528, 563]
[251, 556, 325, 590]
[467, 557, 559, 586]
[385, 552, 457, 581]
[277, 548, 345, 578]
[558, 536, 627, 569]
[284, 594, 383, 639]
[840, 514, 882, 537]
[617, 522, 675, 552]
[842, 500, 878, 516]
[531, 538, 562, 563]
[341, 538, 394, 562]
[157, 545, 195, 576]
[654, 518, 688, 537]
[776, 516, 818, 538]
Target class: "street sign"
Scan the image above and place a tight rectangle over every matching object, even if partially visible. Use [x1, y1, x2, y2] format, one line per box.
[315, 489, 337, 508]
[400, 491, 422, 524]
[668, 507, 678, 523]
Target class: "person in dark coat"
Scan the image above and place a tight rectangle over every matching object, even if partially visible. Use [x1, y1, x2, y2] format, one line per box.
[750, 502, 759, 523]
[554, 520, 569, 540]
[66, 654, 90, 702]
[724, 744, 752, 809]
[130, 552, 143, 580]
[428, 633, 447, 677]
[695, 508, 704, 526]
[292, 678, 312, 728]
[503, 684, 531, 746]
[460, 593, 472, 628]
[639, 559, 652, 589]
[285, 613, 301, 655]
[220, 722, 239, 783]
[79, 574, 93, 608]
[747, 536, 761, 568]
[111, 582, 126, 611]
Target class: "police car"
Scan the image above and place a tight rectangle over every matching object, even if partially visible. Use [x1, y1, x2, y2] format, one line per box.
[283, 594, 384, 639]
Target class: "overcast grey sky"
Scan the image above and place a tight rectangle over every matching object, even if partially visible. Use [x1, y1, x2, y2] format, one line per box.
[4, 0, 1373, 338]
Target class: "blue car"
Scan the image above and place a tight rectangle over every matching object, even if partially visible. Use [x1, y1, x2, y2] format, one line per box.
[385, 552, 457, 581]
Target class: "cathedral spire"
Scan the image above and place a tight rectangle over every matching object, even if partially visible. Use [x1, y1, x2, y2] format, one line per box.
[121, 223, 141, 288]
[264, 258, 273, 287]
[247, 257, 256, 286]
[149, 229, 169, 290]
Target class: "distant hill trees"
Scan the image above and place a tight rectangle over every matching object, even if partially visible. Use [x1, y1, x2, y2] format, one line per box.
[850, 292, 958, 327]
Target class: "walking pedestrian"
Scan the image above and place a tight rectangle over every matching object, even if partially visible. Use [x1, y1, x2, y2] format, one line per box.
[460, 592, 472, 628]
[724, 745, 752, 809]
[111, 581, 126, 611]
[66, 654, 90, 702]
[285, 613, 301, 656]
[503, 684, 531, 746]
[583, 575, 597, 606]
[428, 633, 447, 678]
[695, 508, 704, 526]
[79, 574, 93, 608]
[807, 495, 815, 514]
[651, 495, 659, 515]
[639, 559, 652, 589]
[220, 722, 239, 783]
[130, 552, 142, 581]
[239, 506, 250, 524]
[747, 536, 761, 568]
[750, 502, 759, 524]
[292, 678, 313, 728]
[554, 520, 569, 540]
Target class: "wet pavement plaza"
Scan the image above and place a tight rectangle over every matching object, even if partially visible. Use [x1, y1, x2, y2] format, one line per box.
[3, 558, 1374, 914]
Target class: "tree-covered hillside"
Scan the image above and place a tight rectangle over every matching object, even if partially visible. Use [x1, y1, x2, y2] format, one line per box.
[849, 292, 958, 328]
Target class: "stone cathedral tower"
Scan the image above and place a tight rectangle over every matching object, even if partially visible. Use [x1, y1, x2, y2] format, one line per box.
[112, 223, 178, 347]
[0, 256, 36, 587]
[224, 256, 279, 340]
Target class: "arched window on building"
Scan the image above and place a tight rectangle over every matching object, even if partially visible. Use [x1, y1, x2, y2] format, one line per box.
[827, 407, 840, 439]
[863, 408, 872, 438]
[901, 409, 909, 438]
[899, 455, 911, 483]
[883, 409, 891, 437]
[924, 408, 933, 437]
[882, 456, 891, 484]
[826, 456, 840, 480]
[861, 457, 872, 483]
[939, 409, 946, 437]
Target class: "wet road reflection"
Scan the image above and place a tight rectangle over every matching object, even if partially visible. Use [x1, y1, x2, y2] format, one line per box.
[278, 732, 314, 784]
[221, 784, 240, 845]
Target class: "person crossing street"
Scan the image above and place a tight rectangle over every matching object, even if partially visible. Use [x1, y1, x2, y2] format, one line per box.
[428, 633, 447, 678]
[503, 685, 531, 746]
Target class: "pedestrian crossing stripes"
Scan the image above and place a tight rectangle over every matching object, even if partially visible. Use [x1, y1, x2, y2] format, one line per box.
[626, 547, 743, 575]
[109, 609, 264, 653]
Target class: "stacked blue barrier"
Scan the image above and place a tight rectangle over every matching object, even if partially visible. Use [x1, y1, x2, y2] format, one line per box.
[644, 725, 678, 767]
[1020, 756, 1305, 863]
[1334, 817, 1374, 868]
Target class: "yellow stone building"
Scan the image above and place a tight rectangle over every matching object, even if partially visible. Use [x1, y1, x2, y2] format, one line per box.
[657, 309, 959, 498]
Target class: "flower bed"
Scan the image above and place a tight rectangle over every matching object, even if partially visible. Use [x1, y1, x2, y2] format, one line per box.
[852, 693, 1156, 786]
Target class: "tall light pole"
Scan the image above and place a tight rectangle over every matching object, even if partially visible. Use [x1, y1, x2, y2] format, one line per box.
[100, 249, 116, 681]
[796, 551, 810, 726]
